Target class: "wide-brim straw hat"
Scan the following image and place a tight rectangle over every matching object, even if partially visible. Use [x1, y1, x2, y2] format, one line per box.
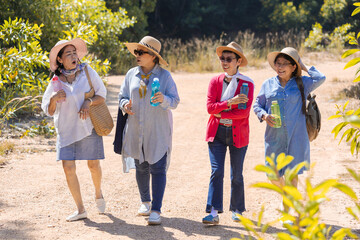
[216, 41, 248, 67]
[49, 38, 88, 72]
[125, 36, 168, 66]
[267, 47, 302, 76]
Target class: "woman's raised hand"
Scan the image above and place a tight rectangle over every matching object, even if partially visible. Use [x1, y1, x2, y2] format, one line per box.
[124, 100, 135, 115]
[298, 58, 308, 72]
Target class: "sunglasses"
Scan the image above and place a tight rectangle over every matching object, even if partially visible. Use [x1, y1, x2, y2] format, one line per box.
[134, 49, 149, 56]
[219, 56, 236, 63]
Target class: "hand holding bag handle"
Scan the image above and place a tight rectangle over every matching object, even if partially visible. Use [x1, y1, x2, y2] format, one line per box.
[84, 66, 114, 136]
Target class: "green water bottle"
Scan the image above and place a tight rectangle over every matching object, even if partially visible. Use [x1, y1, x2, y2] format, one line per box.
[271, 100, 282, 128]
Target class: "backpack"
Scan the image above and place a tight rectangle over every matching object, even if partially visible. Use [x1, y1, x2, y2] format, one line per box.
[306, 93, 321, 141]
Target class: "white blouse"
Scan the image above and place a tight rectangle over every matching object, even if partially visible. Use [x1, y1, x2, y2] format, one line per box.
[41, 65, 106, 148]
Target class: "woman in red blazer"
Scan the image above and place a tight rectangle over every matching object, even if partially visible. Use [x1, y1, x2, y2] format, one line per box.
[202, 42, 254, 225]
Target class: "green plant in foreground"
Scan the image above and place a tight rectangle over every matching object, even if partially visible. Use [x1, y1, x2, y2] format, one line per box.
[329, 2, 360, 156]
[231, 153, 357, 240]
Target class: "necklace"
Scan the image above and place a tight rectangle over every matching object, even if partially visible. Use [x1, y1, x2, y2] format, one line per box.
[64, 73, 76, 84]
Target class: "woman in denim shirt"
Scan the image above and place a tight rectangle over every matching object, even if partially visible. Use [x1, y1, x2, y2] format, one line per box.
[253, 47, 325, 206]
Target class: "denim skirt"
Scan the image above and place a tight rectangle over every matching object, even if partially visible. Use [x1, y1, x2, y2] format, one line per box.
[56, 129, 105, 161]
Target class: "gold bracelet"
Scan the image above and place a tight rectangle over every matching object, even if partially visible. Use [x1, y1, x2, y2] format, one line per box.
[87, 98, 93, 106]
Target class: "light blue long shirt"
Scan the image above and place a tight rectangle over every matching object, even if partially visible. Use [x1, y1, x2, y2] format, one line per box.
[118, 65, 180, 172]
[253, 66, 325, 175]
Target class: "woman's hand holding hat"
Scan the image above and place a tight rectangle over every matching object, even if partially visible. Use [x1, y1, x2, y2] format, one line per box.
[298, 58, 308, 72]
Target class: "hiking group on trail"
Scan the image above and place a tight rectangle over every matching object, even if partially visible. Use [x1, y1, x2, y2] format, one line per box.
[41, 35, 325, 226]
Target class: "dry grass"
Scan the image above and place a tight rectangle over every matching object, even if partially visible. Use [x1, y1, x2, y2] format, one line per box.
[161, 29, 311, 73]
[0, 140, 15, 164]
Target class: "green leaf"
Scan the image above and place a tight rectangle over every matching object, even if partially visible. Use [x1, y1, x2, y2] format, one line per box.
[313, 179, 338, 193]
[347, 168, 360, 182]
[332, 122, 348, 139]
[283, 186, 303, 200]
[354, 75, 360, 82]
[343, 101, 349, 111]
[352, 7, 360, 16]
[276, 154, 294, 171]
[342, 49, 360, 58]
[344, 57, 360, 70]
[328, 114, 342, 120]
[334, 183, 358, 200]
[254, 165, 276, 176]
[252, 182, 283, 194]
[345, 115, 360, 128]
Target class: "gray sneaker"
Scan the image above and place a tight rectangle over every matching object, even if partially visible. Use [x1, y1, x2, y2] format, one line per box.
[148, 211, 161, 225]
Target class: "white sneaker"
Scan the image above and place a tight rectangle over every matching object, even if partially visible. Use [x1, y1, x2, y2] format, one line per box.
[138, 202, 151, 216]
[66, 211, 87, 222]
[148, 211, 161, 225]
[96, 198, 106, 214]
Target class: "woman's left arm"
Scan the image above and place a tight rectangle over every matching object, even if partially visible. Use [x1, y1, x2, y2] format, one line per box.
[299, 58, 326, 93]
[156, 73, 180, 110]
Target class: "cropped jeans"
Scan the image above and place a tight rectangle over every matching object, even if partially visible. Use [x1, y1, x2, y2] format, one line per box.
[135, 153, 167, 213]
[206, 125, 248, 214]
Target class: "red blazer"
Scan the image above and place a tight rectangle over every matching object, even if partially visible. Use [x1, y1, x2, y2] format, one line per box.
[205, 73, 254, 148]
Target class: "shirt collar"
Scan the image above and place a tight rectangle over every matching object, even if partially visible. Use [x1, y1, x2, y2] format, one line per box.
[136, 64, 160, 77]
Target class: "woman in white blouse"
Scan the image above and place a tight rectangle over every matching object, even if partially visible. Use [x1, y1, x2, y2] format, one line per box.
[41, 38, 106, 222]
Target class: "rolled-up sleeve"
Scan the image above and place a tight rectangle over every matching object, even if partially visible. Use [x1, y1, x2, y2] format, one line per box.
[253, 83, 268, 122]
[160, 74, 180, 110]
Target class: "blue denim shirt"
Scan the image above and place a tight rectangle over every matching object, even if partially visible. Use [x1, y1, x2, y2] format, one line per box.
[253, 66, 326, 175]
[118, 65, 180, 172]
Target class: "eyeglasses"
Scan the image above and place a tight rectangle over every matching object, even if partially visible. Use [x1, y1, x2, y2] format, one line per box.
[134, 49, 149, 56]
[219, 56, 236, 63]
[275, 62, 292, 68]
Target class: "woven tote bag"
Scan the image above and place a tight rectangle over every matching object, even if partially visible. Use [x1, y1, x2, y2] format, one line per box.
[84, 66, 114, 136]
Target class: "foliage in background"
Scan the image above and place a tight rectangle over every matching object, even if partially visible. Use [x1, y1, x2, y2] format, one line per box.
[0, 18, 47, 132]
[232, 154, 357, 240]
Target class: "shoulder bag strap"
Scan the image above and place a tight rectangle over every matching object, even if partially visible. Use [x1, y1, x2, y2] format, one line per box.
[84, 65, 93, 88]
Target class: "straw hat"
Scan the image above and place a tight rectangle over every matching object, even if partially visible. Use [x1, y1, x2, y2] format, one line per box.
[49, 38, 87, 72]
[125, 36, 168, 66]
[216, 41, 248, 67]
[267, 47, 302, 76]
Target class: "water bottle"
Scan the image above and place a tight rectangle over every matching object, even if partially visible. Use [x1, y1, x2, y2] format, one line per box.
[271, 100, 282, 128]
[150, 78, 160, 106]
[52, 76, 64, 103]
[238, 83, 249, 109]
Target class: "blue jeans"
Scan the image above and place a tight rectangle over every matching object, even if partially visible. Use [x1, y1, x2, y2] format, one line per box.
[135, 153, 167, 213]
[206, 125, 248, 213]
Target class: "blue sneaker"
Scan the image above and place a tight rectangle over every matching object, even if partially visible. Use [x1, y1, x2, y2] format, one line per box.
[232, 212, 241, 222]
[202, 214, 219, 225]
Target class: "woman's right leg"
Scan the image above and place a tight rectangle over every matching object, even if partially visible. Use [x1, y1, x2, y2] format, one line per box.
[135, 160, 151, 203]
[62, 160, 85, 213]
[206, 138, 227, 213]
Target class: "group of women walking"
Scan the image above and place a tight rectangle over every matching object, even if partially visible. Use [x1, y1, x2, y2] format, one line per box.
[41, 35, 325, 225]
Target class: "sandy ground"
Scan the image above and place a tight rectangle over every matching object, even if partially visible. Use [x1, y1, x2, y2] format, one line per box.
[1, 58, 360, 240]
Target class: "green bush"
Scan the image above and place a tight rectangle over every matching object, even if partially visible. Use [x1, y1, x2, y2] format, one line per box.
[304, 22, 327, 50]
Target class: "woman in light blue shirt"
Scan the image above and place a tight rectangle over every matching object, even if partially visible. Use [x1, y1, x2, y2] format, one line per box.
[118, 36, 179, 225]
[253, 47, 325, 190]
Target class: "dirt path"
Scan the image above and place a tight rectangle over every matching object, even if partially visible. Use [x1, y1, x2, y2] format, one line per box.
[1, 59, 360, 239]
